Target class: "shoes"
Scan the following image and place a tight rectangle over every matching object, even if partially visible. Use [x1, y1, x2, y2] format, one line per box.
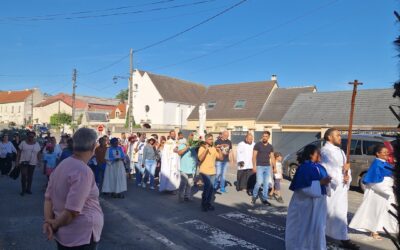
[117, 194, 125, 199]
[275, 195, 284, 203]
[262, 199, 271, 206]
[150, 186, 155, 190]
[207, 204, 215, 211]
[340, 240, 360, 250]
[220, 188, 228, 193]
[251, 197, 257, 205]
[201, 206, 208, 212]
[137, 183, 142, 187]
[141, 183, 146, 188]
[184, 197, 191, 202]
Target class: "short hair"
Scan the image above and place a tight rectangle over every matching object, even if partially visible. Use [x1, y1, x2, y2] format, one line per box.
[374, 144, 387, 156]
[178, 132, 183, 135]
[73, 128, 97, 152]
[323, 128, 338, 141]
[169, 130, 176, 134]
[98, 137, 105, 144]
[263, 131, 271, 136]
[205, 133, 213, 140]
[274, 152, 282, 158]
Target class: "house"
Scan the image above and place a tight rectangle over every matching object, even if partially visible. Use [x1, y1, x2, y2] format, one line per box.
[33, 93, 119, 125]
[186, 80, 278, 132]
[131, 70, 206, 129]
[109, 103, 127, 125]
[0, 89, 43, 125]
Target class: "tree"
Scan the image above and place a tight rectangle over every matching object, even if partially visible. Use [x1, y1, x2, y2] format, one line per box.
[50, 113, 72, 127]
[116, 89, 128, 102]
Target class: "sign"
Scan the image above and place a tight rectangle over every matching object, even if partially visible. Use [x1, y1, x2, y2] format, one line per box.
[97, 124, 104, 132]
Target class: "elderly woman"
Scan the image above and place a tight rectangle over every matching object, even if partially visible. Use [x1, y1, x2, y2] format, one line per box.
[43, 128, 104, 249]
[102, 137, 127, 198]
[0, 134, 17, 175]
[349, 144, 398, 239]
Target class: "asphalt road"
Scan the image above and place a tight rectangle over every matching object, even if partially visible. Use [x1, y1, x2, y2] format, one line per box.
[0, 166, 395, 250]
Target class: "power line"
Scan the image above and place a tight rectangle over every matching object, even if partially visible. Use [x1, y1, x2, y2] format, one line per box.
[135, 0, 248, 53]
[149, 0, 339, 71]
[0, 0, 217, 22]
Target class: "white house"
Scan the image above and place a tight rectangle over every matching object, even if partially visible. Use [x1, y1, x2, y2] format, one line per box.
[131, 70, 206, 129]
[0, 89, 43, 125]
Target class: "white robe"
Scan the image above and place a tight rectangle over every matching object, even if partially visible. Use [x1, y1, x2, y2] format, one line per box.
[102, 148, 127, 193]
[159, 139, 180, 192]
[321, 142, 351, 241]
[349, 177, 398, 233]
[286, 181, 327, 250]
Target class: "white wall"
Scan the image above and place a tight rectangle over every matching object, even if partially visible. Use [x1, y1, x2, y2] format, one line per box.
[0, 102, 25, 124]
[33, 101, 72, 124]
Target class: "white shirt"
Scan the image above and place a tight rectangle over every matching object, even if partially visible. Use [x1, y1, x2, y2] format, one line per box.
[274, 162, 283, 179]
[236, 141, 255, 170]
[0, 141, 17, 158]
[19, 141, 41, 165]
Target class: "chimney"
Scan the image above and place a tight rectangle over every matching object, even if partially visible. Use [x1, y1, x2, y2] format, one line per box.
[271, 75, 277, 81]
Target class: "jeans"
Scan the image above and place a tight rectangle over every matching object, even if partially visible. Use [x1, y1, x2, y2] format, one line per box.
[214, 161, 229, 191]
[21, 164, 35, 193]
[200, 173, 215, 208]
[179, 172, 194, 200]
[95, 163, 106, 190]
[134, 155, 144, 185]
[0, 157, 12, 175]
[252, 165, 271, 201]
[144, 159, 157, 188]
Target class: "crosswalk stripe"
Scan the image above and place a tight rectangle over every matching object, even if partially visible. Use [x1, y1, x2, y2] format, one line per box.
[178, 220, 265, 250]
[219, 211, 285, 241]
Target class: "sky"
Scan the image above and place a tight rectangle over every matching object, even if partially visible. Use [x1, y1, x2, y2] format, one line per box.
[0, 0, 399, 98]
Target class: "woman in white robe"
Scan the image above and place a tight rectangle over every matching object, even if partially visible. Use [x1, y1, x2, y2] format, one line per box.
[349, 145, 398, 239]
[159, 138, 180, 192]
[102, 138, 127, 198]
[286, 144, 331, 250]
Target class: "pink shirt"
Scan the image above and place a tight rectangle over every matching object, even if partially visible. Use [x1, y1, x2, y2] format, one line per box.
[45, 157, 104, 247]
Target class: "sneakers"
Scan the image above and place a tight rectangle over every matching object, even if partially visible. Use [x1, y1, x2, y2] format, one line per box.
[220, 188, 228, 193]
[261, 199, 271, 206]
[149, 186, 155, 190]
[251, 196, 257, 205]
[273, 194, 284, 203]
[141, 183, 146, 188]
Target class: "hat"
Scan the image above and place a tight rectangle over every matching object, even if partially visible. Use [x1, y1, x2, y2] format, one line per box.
[147, 136, 156, 143]
[110, 137, 119, 144]
[128, 135, 137, 141]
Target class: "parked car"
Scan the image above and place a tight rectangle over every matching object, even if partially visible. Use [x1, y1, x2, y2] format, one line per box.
[282, 134, 397, 192]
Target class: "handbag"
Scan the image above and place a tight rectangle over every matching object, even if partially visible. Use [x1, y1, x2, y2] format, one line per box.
[9, 166, 20, 180]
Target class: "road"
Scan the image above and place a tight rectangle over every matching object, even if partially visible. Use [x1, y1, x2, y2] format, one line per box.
[0, 166, 395, 250]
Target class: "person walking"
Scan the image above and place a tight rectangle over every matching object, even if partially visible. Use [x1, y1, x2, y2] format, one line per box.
[18, 131, 41, 196]
[272, 152, 284, 203]
[142, 137, 158, 189]
[198, 134, 223, 212]
[177, 134, 198, 202]
[251, 131, 275, 205]
[134, 134, 146, 187]
[285, 144, 331, 250]
[102, 138, 127, 198]
[235, 133, 254, 193]
[126, 135, 138, 179]
[159, 130, 181, 192]
[94, 137, 107, 189]
[321, 128, 359, 249]
[0, 134, 17, 176]
[214, 130, 232, 193]
[43, 127, 104, 250]
[349, 144, 398, 239]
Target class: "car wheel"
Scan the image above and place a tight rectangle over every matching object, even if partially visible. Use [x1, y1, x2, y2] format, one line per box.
[289, 165, 297, 180]
[358, 172, 366, 193]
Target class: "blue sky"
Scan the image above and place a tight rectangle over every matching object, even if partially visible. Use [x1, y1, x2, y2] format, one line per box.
[0, 0, 398, 98]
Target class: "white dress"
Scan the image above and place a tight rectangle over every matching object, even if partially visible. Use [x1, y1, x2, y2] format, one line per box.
[286, 181, 327, 250]
[159, 139, 180, 192]
[320, 142, 351, 241]
[102, 147, 127, 193]
[349, 177, 398, 233]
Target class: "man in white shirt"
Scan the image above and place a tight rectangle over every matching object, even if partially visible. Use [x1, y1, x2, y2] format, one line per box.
[134, 133, 146, 187]
[235, 133, 255, 194]
[321, 128, 360, 250]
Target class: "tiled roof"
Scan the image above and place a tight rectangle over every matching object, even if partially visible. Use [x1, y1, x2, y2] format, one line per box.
[88, 104, 115, 111]
[257, 86, 316, 123]
[0, 89, 33, 104]
[86, 112, 108, 122]
[187, 81, 276, 120]
[143, 71, 206, 105]
[110, 103, 127, 119]
[35, 93, 87, 109]
[280, 88, 399, 128]
[75, 95, 120, 106]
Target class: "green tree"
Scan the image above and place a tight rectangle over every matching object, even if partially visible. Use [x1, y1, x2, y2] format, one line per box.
[50, 113, 72, 127]
[116, 89, 129, 102]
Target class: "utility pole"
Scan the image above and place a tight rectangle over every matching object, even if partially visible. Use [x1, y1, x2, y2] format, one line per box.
[30, 89, 34, 125]
[128, 48, 134, 133]
[71, 69, 77, 127]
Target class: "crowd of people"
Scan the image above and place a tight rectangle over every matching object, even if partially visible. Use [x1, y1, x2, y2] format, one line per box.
[0, 127, 397, 250]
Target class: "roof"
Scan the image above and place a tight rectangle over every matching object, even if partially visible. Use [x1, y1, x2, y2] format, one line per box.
[257, 86, 315, 123]
[280, 88, 399, 128]
[0, 89, 33, 104]
[143, 71, 206, 105]
[88, 104, 115, 111]
[75, 95, 120, 106]
[35, 93, 87, 109]
[110, 103, 127, 119]
[187, 81, 276, 120]
[85, 112, 108, 122]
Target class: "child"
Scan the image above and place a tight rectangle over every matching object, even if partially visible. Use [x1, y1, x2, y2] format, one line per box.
[273, 152, 284, 203]
[44, 145, 58, 178]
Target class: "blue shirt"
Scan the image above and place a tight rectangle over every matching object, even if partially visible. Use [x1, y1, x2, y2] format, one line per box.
[178, 144, 197, 174]
[44, 152, 58, 169]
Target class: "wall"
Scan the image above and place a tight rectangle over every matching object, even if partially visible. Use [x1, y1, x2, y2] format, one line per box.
[33, 101, 72, 124]
[186, 119, 257, 132]
[163, 102, 194, 129]
[0, 101, 25, 124]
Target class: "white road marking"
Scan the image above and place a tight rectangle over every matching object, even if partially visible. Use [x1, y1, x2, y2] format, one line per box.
[178, 220, 265, 250]
[219, 212, 285, 241]
[101, 198, 182, 249]
[247, 206, 287, 217]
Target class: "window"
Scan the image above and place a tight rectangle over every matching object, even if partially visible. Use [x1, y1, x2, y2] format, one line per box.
[115, 111, 120, 118]
[18, 106, 21, 113]
[207, 101, 216, 109]
[11, 106, 14, 113]
[362, 140, 384, 155]
[5, 106, 7, 113]
[234, 100, 246, 109]
[234, 126, 243, 131]
[341, 139, 362, 155]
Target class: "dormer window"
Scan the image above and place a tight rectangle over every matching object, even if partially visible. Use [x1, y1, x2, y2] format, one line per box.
[116, 111, 120, 118]
[207, 101, 216, 110]
[234, 100, 246, 109]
